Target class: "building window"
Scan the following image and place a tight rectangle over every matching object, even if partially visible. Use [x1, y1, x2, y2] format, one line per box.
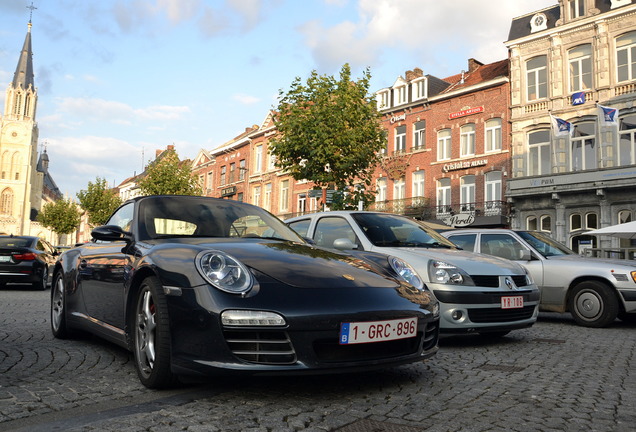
[0, 188, 13, 216]
[207, 172, 213, 192]
[220, 166, 227, 185]
[619, 114, 636, 165]
[436, 178, 451, 212]
[527, 216, 538, 230]
[10, 152, 20, 182]
[412, 170, 425, 202]
[586, 213, 598, 229]
[263, 183, 272, 211]
[298, 193, 307, 214]
[526, 56, 548, 101]
[395, 125, 406, 153]
[485, 118, 502, 152]
[485, 171, 502, 204]
[377, 90, 390, 110]
[252, 185, 261, 206]
[568, 0, 586, 19]
[437, 129, 451, 161]
[268, 151, 276, 171]
[571, 213, 582, 231]
[460, 175, 475, 211]
[239, 159, 246, 180]
[1, 151, 8, 179]
[254, 145, 263, 173]
[528, 129, 551, 175]
[279, 180, 289, 212]
[393, 177, 405, 201]
[394, 85, 407, 106]
[541, 215, 552, 232]
[460, 124, 475, 157]
[229, 163, 236, 183]
[376, 178, 387, 202]
[617, 32, 636, 82]
[571, 122, 596, 171]
[618, 209, 632, 223]
[237, 192, 243, 202]
[413, 121, 425, 150]
[412, 78, 426, 100]
[569, 44, 592, 92]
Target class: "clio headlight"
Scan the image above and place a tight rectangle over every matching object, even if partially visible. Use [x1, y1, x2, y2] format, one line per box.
[428, 260, 475, 286]
[196, 250, 253, 294]
[389, 256, 425, 291]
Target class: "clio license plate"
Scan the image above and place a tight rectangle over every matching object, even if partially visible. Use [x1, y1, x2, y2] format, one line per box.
[501, 296, 524, 309]
[339, 317, 417, 345]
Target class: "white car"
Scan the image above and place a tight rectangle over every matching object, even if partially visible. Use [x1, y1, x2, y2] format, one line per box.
[442, 228, 636, 327]
[286, 211, 539, 336]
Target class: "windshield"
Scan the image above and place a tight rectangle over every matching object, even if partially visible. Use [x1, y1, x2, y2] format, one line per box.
[517, 231, 574, 257]
[136, 196, 304, 243]
[351, 213, 456, 248]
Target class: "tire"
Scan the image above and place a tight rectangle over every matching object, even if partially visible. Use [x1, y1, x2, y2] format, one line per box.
[51, 272, 69, 339]
[133, 276, 178, 389]
[34, 266, 49, 290]
[568, 281, 619, 328]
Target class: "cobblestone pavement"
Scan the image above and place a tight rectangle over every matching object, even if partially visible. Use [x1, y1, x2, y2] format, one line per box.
[1, 287, 635, 432]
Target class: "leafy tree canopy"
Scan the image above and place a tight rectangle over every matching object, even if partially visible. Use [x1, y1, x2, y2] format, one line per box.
[269, 63, 386, 209]
[137, 148, 202, 196]
[77, 177, 123, 227]
[37, 198, 82, 243]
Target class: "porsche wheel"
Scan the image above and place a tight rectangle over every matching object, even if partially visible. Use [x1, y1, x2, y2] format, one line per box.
[51, 272, 69, 338]
[568, 281, 618, 328]
[133, 277, 177, 389]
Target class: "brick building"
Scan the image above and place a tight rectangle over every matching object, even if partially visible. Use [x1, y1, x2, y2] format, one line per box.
[372, 59, 512, 228]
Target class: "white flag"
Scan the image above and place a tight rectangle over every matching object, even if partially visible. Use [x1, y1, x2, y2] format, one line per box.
[550, 115, 572, 137]
[598, 104, 619, 127]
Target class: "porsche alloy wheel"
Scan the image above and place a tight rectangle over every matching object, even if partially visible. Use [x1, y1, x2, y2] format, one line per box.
[50, 272, 68, 338]
[133, 277, 177, 389]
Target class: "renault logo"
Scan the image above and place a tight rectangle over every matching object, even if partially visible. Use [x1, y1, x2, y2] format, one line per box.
[505, 277, 515, 290]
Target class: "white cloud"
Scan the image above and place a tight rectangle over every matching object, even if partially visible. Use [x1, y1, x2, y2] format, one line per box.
[233, 93, 261, 105]
[54, 97, 190, 124]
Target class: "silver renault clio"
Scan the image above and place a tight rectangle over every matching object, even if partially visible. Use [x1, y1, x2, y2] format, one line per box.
[286, 211, 540, 336]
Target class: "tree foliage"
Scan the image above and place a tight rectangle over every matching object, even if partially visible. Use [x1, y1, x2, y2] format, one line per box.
[37, 198, 82, 243]
[77, 177, 123, 227]
[137, 148, 202, 196]
[269, 63, 386, 209]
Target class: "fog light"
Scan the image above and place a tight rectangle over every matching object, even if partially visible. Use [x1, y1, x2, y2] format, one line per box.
[221, 310, 286, 326]
[451, 310, 463, 320]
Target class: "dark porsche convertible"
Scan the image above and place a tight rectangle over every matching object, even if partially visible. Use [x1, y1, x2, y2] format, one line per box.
[51, 195, 439, 388]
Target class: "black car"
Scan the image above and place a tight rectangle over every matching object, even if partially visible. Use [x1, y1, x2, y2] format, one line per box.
[0, 235, 57, 290]
[51, 195, 439, 388]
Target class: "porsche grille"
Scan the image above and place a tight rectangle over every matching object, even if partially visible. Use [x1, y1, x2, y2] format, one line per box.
[223, 330, 296, 364]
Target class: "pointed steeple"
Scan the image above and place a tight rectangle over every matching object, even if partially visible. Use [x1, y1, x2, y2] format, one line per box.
[12, 22, 35, 91]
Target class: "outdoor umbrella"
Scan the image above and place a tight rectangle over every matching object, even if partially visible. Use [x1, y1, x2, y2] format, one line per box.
[587, 221, 636, 239]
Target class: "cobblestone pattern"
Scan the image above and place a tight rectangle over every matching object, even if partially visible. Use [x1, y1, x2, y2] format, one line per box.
[1, 288, 635, 432]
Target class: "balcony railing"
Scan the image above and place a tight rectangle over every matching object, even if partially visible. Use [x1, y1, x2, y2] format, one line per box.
[368, 199, 510, 222]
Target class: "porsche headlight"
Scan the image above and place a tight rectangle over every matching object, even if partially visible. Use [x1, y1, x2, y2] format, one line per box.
[428, 260, 475, 286]
[389, 256, 425, 290]
[196, 250, 253, 294]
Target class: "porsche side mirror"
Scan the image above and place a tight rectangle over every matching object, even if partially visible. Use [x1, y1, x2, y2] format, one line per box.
[92, 225, 133, 243]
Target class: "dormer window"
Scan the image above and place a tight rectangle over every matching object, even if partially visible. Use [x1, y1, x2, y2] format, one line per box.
[377, 90, 390, 110]
[393, 85, 407, 106]
[568, 0, 585, 19]
[411, 77, 427, 101]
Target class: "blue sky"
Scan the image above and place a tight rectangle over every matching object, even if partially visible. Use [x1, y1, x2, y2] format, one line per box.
[0, 0, 556, 199]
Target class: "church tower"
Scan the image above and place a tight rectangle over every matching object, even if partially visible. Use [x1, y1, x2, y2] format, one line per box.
[0, 20, 40, 235]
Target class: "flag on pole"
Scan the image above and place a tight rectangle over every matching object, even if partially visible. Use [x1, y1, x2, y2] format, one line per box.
[550, 114, 573, 137]
[597, 104, 619, 126]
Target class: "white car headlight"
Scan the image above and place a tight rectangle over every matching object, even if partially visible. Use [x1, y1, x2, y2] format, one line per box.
[196, 250, 253, 294]
[427, 260, 475, 286]
[389, 256, 425, 291]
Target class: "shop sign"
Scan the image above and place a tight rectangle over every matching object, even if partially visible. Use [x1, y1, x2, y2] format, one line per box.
[443, 212, 475, 228]
[442, 159, 488, 172]
[449, 106, 484, 119]
[390, 113, 406, 124]
[571, 91, 586, 105]
[221, 186, 236, 197]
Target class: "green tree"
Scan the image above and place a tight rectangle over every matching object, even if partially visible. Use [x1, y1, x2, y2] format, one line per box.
[269, 63, 386, 210]
[77, 177, 123, 227]
[37, 199, 82, 244]
[137, 148, 202, 196]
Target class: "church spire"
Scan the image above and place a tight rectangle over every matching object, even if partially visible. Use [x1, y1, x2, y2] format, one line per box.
[11, 21, 35, 91]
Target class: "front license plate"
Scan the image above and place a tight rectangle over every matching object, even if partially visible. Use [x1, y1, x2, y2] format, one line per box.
[501, 296, 524, 309]
[339, 317, 417, 345]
